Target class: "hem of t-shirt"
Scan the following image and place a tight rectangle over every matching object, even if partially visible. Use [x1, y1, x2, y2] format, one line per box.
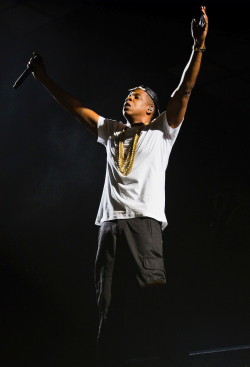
[95, 211, 168, 230]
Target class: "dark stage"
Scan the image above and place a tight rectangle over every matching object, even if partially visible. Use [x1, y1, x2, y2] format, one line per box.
[128, 348, 250, 366]
[1, 1, 250, 366]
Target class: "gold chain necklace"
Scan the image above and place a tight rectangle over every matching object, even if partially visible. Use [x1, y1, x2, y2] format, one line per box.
[116, 124, 146, 176]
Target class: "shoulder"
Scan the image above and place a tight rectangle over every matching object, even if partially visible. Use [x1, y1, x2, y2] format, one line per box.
[97, 116, 127, 146]
[149, 111, 183, 143]
[98, 116, 127, 132]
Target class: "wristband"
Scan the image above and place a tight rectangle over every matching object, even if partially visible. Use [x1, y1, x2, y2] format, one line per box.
[192, 45, 206, 52]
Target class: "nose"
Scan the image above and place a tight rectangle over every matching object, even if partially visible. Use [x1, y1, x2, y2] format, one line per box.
[126, 95, 133, 102]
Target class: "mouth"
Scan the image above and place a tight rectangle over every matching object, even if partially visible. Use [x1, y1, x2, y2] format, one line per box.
[123, 102, 131, 110]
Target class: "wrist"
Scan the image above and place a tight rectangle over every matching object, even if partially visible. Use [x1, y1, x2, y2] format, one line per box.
[192, 43, 206, 53]
[38, 72, 49, 84]
[193, 41, 205, 48]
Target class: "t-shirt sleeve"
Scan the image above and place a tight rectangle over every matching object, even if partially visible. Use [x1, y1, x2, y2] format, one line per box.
[97, 116, 122, 146]
[153, 111, 183, 147]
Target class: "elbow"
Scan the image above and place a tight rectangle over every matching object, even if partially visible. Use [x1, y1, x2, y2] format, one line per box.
[71, 103, 84, 117]
[71, 108, 79, 117]
[183, 89, 192, 99]
[183, 84, 194, 96]
[174, 84, 193, 99]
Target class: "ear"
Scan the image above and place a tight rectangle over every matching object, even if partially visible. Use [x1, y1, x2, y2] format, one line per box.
[146, 105, 154, 116]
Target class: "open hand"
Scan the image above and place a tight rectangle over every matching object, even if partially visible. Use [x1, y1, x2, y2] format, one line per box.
[191, 6, 208, 47]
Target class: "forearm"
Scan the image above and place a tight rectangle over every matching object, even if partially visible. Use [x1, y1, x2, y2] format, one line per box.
[174, 43, 205, 96]
[29, 53, 99, 135]
[39, 74, 83, 115]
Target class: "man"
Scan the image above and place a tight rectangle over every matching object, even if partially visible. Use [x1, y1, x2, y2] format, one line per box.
[29, 5, 208, 366]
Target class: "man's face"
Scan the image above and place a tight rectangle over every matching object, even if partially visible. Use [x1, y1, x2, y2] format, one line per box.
[122, 89, 152, 121]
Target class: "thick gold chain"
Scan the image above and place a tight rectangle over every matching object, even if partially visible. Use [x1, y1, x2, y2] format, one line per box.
[116, 124, 145, 176]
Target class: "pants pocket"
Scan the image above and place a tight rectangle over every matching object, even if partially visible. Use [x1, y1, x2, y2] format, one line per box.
[142, 257, 166, 285]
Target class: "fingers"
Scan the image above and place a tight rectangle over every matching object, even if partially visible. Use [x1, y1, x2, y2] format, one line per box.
[201, 5, 208, 25]
[27, 58, 33, 68]
[27, 58, 36, 68]
[192, 6, 208, 25]
[27, 52, 43, 68]
[33, 51, 42, 60]
[191, 18, 198, 32]
[201, 5, 206, 14]
[26, 52, 46, 81]
[191, 6, 208, 43]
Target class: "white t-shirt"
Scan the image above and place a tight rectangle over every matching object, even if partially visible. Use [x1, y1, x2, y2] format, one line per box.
[96, 112, 182, 230]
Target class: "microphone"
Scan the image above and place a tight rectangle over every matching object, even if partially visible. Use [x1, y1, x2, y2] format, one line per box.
[199, 14, 205, 27]
[13, 55, 42, 89]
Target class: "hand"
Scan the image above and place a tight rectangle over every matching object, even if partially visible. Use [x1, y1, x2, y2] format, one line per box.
[28, 52, 47, 82]
[191, 6, 208, 47]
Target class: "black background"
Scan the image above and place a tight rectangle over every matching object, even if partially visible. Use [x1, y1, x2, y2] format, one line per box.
[1, 1, 250, 366]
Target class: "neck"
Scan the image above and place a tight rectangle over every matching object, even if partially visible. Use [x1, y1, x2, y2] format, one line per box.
[131, 122, 144, 126]
[125, 114, 151, 126]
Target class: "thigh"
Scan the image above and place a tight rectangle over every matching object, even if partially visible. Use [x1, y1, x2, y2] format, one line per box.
[122, 217, 166, 287]
[95, 221, 117, 313]
[95, 221, 116, 283]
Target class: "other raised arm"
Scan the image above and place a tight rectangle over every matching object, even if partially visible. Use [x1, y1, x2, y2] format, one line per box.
[166, 6, 208, 128]
[29, 53, 99, 136]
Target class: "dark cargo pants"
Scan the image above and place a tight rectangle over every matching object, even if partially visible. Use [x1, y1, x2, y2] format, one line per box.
[94, 217, 166, 366]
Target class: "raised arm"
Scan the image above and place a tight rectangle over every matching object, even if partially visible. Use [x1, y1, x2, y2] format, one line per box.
[29, 53, 99, 136]
[166, 6, 208, 128]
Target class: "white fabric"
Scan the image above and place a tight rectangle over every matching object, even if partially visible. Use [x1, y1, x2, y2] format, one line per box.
[95, 112, 182, 230]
